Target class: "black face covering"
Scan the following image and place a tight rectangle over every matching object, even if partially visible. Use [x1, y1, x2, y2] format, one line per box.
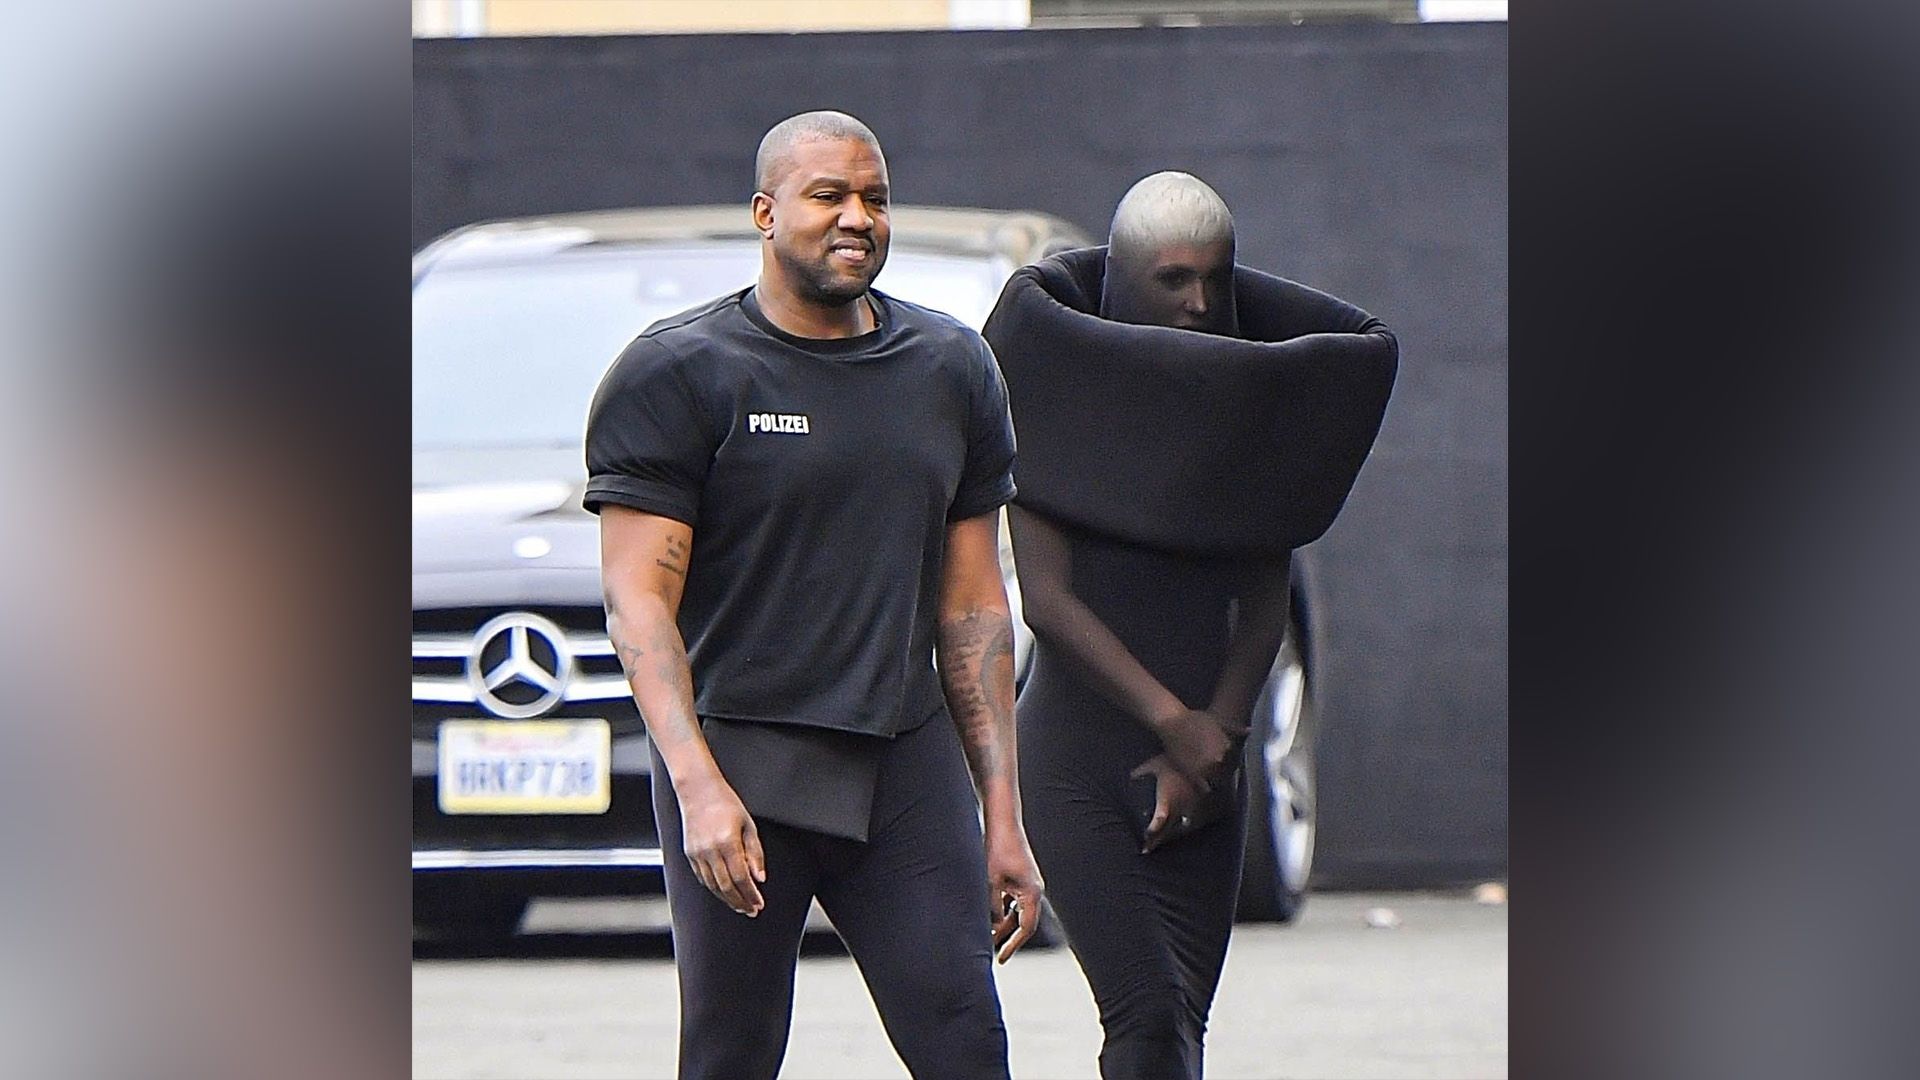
[982, 246, 1398, 557]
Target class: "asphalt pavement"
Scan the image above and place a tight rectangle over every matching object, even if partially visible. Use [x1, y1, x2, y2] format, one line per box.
[413, 891, 1507, 1079]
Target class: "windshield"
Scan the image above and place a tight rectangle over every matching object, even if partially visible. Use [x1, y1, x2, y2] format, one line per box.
[411, 243, 1008, 450]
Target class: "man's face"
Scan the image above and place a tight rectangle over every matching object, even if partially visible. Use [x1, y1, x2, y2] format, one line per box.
[1104, 237, 1237, 334]
[753, 137, 890, 306]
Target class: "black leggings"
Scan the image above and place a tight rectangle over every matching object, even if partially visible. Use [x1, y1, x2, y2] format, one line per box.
[651, 717, 1010, 1080]
[1018, 654, 1247, 1080]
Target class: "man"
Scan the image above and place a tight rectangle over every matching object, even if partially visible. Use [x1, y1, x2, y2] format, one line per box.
[582, 111, 1044, 1080]
[984, 172, 1397, 1078]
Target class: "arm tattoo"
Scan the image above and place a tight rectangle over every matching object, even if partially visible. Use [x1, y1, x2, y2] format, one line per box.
[605, 588, 690, 692]
[938, 609, 1017, 783]
[604, 588, 698, 738]
[654, 535, 690, 578]
[604, 591, 650, 682]
[649, 618, 695, 702]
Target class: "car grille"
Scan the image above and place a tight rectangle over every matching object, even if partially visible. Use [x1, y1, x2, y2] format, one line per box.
[413, 606, 643, 737]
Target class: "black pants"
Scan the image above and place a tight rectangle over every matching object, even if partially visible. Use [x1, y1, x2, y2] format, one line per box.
[1019, 653, 1247, 1080]
[651, 717, 1010, 1080]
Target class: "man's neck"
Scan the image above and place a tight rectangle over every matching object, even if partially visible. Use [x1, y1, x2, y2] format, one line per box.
[754, 277, 876, 340]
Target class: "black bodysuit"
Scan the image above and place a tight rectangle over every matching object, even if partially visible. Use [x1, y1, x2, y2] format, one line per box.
[1017, 523, 1251, 1080]
[985, 245, 1397, 1080]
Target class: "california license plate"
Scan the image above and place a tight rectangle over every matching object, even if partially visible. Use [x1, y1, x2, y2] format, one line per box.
[437, 719, 611, 814]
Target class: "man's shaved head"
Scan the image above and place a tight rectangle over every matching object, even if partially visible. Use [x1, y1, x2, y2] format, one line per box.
[755, 110, 885, 194]
[1107, 171, 1235, 261]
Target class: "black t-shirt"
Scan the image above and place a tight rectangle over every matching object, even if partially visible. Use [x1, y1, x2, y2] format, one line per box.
[583, 286, 1017, 741]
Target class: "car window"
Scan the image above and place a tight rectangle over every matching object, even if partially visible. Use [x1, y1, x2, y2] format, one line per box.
[412, 243, 1008, 450]
[871, 251, 1008, 330]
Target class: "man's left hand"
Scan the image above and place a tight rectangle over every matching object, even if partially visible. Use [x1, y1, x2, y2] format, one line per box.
[985, 830, 1045, 963]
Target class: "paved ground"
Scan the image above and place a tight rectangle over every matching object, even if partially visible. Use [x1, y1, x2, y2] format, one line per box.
[413, 891, 1507, 1079]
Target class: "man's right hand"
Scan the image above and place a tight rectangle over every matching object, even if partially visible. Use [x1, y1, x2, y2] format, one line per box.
[1151, 707, 1246, 789]
[677, 777, 766, 917]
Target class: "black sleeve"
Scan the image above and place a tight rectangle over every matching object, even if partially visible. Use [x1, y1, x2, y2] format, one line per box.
[949, 336, 1018, 521]
[581, 336, 714, 524]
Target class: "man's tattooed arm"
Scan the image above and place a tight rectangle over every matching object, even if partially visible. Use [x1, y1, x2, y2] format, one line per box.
[600, 505, 765, 915]
[597, 508, 715, 785]
[936, 514, 1024, 821]
[653, 533, 689, 578]
[606, 589, 696, 723]
[938, 609, 1018, 786]
[940, 512, 1045, 958]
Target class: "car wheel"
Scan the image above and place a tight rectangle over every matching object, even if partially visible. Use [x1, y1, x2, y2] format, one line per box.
[413, 878, 531, 944]
[1238, 625, 1316, 923]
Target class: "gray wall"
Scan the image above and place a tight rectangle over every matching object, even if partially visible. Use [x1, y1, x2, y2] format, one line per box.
[413, 22, 1507, 886]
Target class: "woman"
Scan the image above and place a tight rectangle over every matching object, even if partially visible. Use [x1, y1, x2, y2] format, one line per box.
[982, 172, 1397, 1079]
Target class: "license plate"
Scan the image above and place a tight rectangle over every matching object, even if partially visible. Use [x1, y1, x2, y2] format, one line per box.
[437, 719, 611, 814]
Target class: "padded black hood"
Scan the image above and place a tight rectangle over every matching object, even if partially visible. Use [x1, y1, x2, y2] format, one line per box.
[983, 246, 1398, 556]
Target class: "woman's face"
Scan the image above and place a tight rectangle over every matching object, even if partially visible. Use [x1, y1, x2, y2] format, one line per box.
[1101, 236, 1238, 336]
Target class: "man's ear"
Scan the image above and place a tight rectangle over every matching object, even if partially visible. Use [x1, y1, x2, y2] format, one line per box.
[751, 192, 775, 238]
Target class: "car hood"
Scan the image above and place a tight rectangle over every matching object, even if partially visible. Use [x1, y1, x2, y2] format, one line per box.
[413, 446, 601, 583]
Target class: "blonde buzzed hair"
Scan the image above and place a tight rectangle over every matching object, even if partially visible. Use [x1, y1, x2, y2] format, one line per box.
[1107, 171, 1235, 258]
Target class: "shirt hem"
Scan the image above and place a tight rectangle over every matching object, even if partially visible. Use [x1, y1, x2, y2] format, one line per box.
[582, 476, 698, 525]
[948, 479, 1017, 522]
[696, 700, 945, 739]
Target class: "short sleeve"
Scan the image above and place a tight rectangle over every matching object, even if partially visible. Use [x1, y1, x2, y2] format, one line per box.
[949, 337, 1018, 521]
[582, 337, 714, 524]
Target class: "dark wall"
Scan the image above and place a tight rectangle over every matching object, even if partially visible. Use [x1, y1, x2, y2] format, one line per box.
[414, 23, 1508, 886]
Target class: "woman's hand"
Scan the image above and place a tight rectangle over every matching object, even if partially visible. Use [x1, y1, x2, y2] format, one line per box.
[1150, 707, 1246, 789]
[1131, 753, 1207, 853]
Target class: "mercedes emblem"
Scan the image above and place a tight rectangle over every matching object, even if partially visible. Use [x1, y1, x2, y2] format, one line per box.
[466, 611, 572, 719]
